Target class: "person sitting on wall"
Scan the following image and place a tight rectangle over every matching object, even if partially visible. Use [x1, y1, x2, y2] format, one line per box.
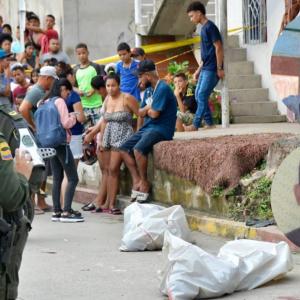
[119, 60, 177, 203]
[173, 72, 197, 132]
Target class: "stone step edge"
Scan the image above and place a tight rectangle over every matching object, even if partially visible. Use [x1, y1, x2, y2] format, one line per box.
[46, 182, 299, 252]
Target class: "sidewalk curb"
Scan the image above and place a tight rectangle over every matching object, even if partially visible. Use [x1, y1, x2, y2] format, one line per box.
[51, 184, 300, 252]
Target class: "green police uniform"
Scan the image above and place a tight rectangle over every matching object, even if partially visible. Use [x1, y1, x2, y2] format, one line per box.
[0, 107, 21, 154]
[0, 105, 36, 221]
[0, 133, 31, 300]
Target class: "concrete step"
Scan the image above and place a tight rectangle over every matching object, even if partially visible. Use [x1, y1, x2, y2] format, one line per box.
[228, 61, 254, 75]
[227, 48, 247, 62]
[227, 75, 261, 89]
[233, 115, 287, 123]
[228, 35, 240, 48]
[228, 88, 269, 102]
[231, 101, 279, 116]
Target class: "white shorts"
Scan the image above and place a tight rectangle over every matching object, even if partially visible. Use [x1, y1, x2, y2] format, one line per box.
[69, 134, 83, 159]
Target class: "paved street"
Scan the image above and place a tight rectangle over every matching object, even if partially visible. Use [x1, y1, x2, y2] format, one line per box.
[19, 202, 300, 300]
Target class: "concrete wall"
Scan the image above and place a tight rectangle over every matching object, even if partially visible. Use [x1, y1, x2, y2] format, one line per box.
[228, 0, 286, 114]
[63, 0, 136, 63]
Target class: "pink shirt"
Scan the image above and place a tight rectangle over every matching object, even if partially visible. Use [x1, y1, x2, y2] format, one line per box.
[54, 97, 76, 143]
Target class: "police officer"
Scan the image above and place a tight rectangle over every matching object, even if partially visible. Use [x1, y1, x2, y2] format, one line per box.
[0, 133, 33, 300]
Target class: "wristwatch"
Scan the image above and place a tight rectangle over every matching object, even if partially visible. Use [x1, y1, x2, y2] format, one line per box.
[217, 66, 223, 71]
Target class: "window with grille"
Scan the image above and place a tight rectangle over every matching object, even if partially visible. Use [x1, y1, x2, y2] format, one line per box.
[243, 0, 267, 44]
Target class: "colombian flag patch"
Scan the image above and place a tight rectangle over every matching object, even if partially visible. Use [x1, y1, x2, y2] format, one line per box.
[0, 142, 13, 161]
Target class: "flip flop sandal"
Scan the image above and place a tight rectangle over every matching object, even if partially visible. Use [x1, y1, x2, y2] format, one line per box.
[34, 206, 45, 215]
[82, 203, 96, 211]
[41, 205, 53, 212]
[108, 208, 122, 215]
[136, 192, 150, 203]
[91, 207, 103, 213]
[130, 189, 140, 202]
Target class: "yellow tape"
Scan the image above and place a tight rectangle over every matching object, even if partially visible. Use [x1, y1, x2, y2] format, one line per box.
[155, 49, 195, 66]
[94, 25, 249, 65]
[94, 37, 201, 65]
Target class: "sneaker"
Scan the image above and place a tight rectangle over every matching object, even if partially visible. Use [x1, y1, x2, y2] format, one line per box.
[51, 212, 61, 222]
[60, 212, 84, 223]
[69, 209, 82, 217]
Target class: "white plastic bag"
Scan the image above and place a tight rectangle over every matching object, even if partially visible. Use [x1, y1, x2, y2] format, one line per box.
[218, 239, 293, 291]
[160, 232, 293, 300]
[120, 203, 191, 251]
[160, 232, 237, 299]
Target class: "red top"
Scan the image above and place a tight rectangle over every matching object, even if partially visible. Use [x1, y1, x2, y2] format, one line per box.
[40, 29, 59, 54]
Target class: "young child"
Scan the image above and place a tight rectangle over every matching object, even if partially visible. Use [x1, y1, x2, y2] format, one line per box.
[116, 42, 140, 102]
[74, 43, 105, 126]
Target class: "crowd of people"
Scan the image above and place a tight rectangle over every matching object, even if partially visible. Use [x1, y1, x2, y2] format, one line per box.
[0, 1, 224, 223]
[0, 3, 225, 299]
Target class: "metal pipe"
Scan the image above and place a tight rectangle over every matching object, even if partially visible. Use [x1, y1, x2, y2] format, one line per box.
[134, 0, 142, 47]
[218, 0, 230, 128]
[18, 0, 26, 52]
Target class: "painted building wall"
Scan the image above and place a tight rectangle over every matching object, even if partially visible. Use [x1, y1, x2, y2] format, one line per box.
[0, 0, 136, 63]
[227, 0, 286, 114]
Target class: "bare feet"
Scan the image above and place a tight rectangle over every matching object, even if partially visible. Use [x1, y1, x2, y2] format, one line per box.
[183, 124, 198, 132]
[37, 198, 51, 210]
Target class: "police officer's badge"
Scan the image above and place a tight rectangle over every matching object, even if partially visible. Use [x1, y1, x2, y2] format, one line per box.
[0, 141, 13, 160]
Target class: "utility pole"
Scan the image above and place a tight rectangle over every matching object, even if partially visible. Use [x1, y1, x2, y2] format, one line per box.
[218, 0, 230, 128]
[134, 0, 142, 47]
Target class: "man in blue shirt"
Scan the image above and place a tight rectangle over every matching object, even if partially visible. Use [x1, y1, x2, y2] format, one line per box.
[185, 1, 224, 131]
[120, 60, 177, 203]
[116, 42, 141, 101]
[0, 49, 13, 108]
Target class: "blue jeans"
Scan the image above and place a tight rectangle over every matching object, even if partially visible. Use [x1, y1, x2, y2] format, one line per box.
[193, 70, 219, 128]
[119, 130, 165, 156]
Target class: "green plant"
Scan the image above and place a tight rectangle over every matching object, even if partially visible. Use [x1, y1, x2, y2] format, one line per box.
[167, 61, 189, 75]
[256, 159, 267, 171]
[211, 186, 224, 198]
[226, 186, 239, 197]
[228, 176, 273, 221]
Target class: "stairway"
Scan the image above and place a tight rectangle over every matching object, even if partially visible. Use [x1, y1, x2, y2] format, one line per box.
[138, 0, 209, 35]
[226, 35, 286, 123]
[137, 0, 286, 123]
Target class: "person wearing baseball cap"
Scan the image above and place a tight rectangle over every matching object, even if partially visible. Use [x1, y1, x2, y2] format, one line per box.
[20, 65, 58, 130]
[119, 59, 177, 203]
[18, 65, 58, 213]
[0, 49, 13, 108]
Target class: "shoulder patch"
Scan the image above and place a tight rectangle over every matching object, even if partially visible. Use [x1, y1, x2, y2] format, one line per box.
[0, 141, 13, 161]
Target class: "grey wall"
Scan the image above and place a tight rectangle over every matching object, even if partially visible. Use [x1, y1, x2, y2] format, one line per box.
[63, 0, 136, 63]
